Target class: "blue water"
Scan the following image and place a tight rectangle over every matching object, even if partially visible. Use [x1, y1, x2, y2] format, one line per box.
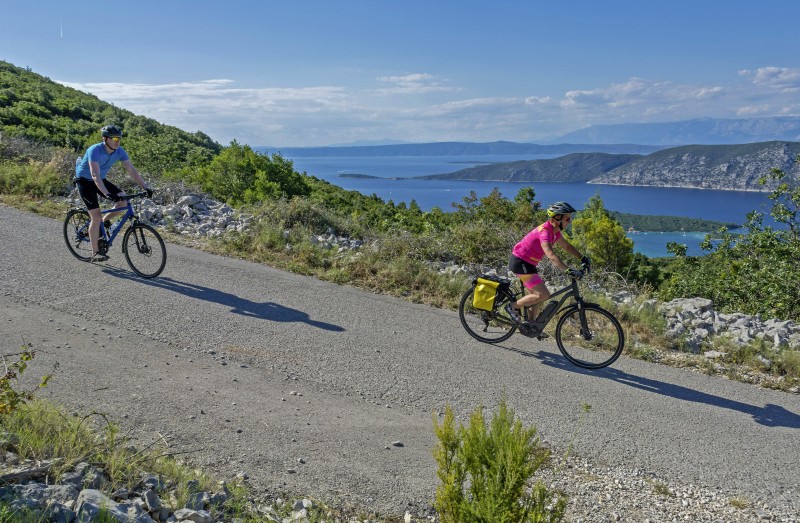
[286, 155, 775, 258]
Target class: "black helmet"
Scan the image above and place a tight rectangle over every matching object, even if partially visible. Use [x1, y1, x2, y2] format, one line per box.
[101, 124, 123, 137]
[546, 201, 577, 218]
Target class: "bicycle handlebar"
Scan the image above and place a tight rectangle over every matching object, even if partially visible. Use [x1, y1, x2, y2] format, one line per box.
[120, 191, 150, 201]
[567, 263, 591, 281]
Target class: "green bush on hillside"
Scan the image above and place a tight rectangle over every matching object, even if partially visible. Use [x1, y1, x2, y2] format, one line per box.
[569, 194, 634, 273]
[186, 141, 310, 205]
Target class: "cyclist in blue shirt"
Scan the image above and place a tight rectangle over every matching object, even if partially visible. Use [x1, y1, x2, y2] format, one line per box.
[75, 125, 152, 262]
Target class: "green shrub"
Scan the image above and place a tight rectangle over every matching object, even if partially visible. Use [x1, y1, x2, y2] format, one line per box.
[775, 350, 800, 377]
[0, 160, 65, 198]
[449, 220, 517, 267]
[0, 345, 53, 415]
[433, 400, 566, 523]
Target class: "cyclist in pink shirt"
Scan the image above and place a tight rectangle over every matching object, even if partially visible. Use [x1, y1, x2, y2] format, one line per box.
[506, 201, 590, 325]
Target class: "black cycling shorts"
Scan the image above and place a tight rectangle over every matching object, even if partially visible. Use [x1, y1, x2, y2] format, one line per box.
[75, 178, 121, 210]
[508, 254, 538, 275]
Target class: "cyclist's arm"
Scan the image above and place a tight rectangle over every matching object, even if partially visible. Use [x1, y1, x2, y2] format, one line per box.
[555, 235, 583, 261]
[89, 161, 111, 197]
[121, 160, 148, 191]
[541, 240, 569, 271]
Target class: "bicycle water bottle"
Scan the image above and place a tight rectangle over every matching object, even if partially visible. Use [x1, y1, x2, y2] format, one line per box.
[536, 301, 559, 323]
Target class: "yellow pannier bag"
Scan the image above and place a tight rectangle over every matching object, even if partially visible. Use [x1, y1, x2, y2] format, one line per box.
[472, 277, 501, 311]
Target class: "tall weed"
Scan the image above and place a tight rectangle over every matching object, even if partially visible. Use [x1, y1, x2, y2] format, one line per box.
[433, 400, 566, 523]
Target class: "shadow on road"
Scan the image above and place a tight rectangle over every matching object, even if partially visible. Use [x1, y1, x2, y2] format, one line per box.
[104, 269, 345, 332]
[501, 344, 800, 429]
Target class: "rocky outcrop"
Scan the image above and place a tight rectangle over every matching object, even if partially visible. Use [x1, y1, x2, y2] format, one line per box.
[590, 141, 800, 191]
[657, 297, 800, 354]
[140, 194, 253, 239]
[0, 455, 229, 523]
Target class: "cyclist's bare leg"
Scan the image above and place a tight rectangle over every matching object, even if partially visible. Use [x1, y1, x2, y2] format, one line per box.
[512, 280, 550, 321]
[103, 197, 128, 223]
[88, 208, 103, 253]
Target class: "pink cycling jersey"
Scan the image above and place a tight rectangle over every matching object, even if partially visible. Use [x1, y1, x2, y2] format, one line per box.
[512, 220, 561, 265]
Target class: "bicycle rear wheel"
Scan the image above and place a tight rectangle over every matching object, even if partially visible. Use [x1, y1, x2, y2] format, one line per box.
[122, 224, 166, 278]
[63, 209, 93, 261]
[459, 286, 517, 343]
[555, 304, 624, 369]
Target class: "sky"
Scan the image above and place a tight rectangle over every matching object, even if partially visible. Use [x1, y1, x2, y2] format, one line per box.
[2, 1, 800, 147]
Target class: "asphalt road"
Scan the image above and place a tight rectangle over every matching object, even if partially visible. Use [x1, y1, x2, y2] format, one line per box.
[1, 204, 798, 514]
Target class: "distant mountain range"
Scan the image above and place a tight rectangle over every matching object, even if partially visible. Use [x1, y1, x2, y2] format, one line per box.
[419, 141, 800, 192]
[256, 142, 663, 157]
[548, 116, 800, 146]
[258, 116, 800, 156]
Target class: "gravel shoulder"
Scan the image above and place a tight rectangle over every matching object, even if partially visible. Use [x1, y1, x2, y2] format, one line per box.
[2, 204, 799, 521]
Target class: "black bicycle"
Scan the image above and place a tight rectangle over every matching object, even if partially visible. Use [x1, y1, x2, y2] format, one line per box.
[459, 264, 624, 369]
[63, 192, 167, 279]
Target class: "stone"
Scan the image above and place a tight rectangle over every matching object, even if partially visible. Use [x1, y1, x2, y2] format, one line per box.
[176, 195, 201, 206]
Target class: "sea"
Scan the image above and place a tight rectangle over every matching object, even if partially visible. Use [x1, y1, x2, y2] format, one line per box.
[284, 154, 777, 258]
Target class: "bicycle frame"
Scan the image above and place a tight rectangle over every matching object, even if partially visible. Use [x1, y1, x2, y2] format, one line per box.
[507, 272, 586, 333]
[99, 201, 136, 246]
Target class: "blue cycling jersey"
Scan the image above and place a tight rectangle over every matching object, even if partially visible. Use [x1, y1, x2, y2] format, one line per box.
[75, 142, 130, 180]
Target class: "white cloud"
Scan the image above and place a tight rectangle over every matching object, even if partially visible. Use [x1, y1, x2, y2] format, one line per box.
[740, 67, 800, 92]
[58, 67, 800, 146]
[59, 79, 357, 144]
[374, 73, 457, 94]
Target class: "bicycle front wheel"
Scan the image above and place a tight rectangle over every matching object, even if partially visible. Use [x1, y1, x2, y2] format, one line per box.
[459, 286, 517, 343]
[555, 304, 624, 369]
[63, 209, 92, 261]
[122, 224, 166, 278]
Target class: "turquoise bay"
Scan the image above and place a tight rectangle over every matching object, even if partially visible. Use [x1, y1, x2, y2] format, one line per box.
[285, 154, 774, 258]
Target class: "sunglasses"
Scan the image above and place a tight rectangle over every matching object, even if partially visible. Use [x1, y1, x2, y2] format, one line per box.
[108, 136, 121, 142]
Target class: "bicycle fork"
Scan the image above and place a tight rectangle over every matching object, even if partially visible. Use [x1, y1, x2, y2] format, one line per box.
[127, 223, 151, 255]
[570, 300, 594, 341]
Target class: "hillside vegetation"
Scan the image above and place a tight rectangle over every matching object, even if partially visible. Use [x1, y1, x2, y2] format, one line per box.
[418, 152, 640, 183]
[0, 61, 221, 176]
[609, 212, 737, 233]
[2, 59, 800, 357]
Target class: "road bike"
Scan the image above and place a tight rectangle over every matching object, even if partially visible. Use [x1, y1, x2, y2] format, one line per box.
[63, 192, 167, 279]
[459, 264, 624, 369]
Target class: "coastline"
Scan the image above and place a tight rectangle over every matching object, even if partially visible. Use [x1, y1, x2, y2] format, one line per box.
[586, 180, 772, 193]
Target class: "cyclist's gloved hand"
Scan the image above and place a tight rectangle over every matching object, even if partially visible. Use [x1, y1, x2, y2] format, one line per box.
[581, 255, 592, 271]
[145, 187, 153, 199]
[105, 192, 122, 202]
[565, 267, 583, 279]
